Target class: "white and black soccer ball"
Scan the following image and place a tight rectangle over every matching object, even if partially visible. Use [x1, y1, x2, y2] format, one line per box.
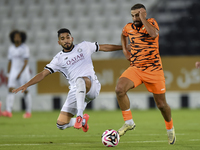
[101, 129, 120, 147]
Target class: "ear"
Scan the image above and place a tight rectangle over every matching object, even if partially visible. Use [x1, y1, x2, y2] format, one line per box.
[58, 40, 61, 45]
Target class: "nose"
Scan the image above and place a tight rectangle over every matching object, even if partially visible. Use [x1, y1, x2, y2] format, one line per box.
[132, 16, 137, 21]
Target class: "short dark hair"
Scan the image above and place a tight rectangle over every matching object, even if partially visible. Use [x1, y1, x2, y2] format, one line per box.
[131, 3, 146, 10]
[57, 28, 71, 37]
[9, 30, 27, 44]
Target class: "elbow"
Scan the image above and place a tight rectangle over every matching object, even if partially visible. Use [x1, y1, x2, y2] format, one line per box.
[150, 30, 159, 39]
[150, 34, 158, 39]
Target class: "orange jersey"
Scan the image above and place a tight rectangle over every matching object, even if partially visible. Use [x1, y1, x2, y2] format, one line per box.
[122, 18, 163, 72]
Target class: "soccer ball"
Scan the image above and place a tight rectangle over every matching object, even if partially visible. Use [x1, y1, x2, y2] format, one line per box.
[101, 129, 120, 147]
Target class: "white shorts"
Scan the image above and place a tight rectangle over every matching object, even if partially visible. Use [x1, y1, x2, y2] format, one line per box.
[8, 70, 31, 88]
[61, 77, 101, 115]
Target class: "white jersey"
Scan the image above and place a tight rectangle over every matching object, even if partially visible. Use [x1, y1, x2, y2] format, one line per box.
[8, 43, 30, 78]
[45, 41, 99, 89]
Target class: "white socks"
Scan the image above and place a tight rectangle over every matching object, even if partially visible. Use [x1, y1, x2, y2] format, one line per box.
[6, 92, 32, 113]
[76, 78, 86, 118]
[125, 119, 134, 125]
[57, 118, 76, 130]
[68, 118, 76, 127]
[24, 93, 32, 113]
[6, 93, 15, 112]
[167, 127, 174, 132]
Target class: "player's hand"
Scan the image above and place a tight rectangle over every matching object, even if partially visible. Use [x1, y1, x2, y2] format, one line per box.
[123, 49, 131, 62]
[12, 85, 27, 93]
[127, 44, 131, 51]
[138, 8, 146, 18]
[195, 61, 200, 69]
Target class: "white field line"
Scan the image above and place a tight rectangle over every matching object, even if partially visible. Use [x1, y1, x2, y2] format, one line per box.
[0, 139, 200, 147]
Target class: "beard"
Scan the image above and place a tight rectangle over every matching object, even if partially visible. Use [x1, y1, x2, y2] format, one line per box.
[62, 43, 73, 50]
[133, 21, 143, 27]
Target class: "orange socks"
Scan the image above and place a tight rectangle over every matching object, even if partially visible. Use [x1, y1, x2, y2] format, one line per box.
[122, 110, 133, 121]
[165, 118, 173, 130]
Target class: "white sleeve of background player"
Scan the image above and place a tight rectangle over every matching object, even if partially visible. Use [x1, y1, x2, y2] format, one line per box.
[22, 45, 30, 59]
[85, 41, 99, 54]
[45, 56, 60, 74]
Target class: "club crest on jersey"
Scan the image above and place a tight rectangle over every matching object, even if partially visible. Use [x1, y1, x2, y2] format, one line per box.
[77, 48, 82, 53]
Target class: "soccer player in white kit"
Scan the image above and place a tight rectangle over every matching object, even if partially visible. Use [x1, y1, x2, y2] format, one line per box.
[2, 30, 32, 118]
[13, 28, 123, 132]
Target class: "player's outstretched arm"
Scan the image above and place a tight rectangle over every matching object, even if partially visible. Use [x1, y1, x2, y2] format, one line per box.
[195, 62, 200, 69]
[12, 69, 51, 93]
[99, 44, 122, 52]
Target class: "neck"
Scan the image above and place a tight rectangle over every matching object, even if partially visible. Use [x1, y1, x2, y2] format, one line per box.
[15, 43, 21, 47]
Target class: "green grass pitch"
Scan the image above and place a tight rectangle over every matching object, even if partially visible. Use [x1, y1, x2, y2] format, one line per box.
[0, 109, 200, 150]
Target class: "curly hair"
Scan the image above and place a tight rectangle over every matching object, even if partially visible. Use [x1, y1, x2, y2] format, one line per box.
[9, 30, 27, 44]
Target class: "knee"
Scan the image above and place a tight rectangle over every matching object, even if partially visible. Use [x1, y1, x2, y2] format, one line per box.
[156, 102, 167, 111]
[115, 85, 126, 97]
[76, 77, 85, 87]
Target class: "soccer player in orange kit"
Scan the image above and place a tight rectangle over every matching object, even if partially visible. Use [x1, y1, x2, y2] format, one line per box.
[115, 4, 176, 145]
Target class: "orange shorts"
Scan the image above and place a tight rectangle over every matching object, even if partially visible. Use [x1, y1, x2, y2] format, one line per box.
[120, 66, 166, 94]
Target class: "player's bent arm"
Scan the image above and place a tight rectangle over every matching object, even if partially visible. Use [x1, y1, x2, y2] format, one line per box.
[121, 33, 131, 61]
[140, 17, 158, 38]
[12, 69, 51, 93]
[139, 9, 158, 38]
[99, 44, 122, 52]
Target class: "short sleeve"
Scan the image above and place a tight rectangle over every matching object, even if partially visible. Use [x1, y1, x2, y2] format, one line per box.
[122, 24, 129, 37]
[85, 41, 99, 53]
[22, 45, 30, 59]
[148, 18, 159, 31]
[45, 56, 60, 74]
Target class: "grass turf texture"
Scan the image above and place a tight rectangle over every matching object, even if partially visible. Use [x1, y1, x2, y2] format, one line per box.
[0, 109, 200, 150]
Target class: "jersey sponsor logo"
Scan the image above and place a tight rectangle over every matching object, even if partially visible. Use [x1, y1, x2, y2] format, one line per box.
[66, 53, 84, 65]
